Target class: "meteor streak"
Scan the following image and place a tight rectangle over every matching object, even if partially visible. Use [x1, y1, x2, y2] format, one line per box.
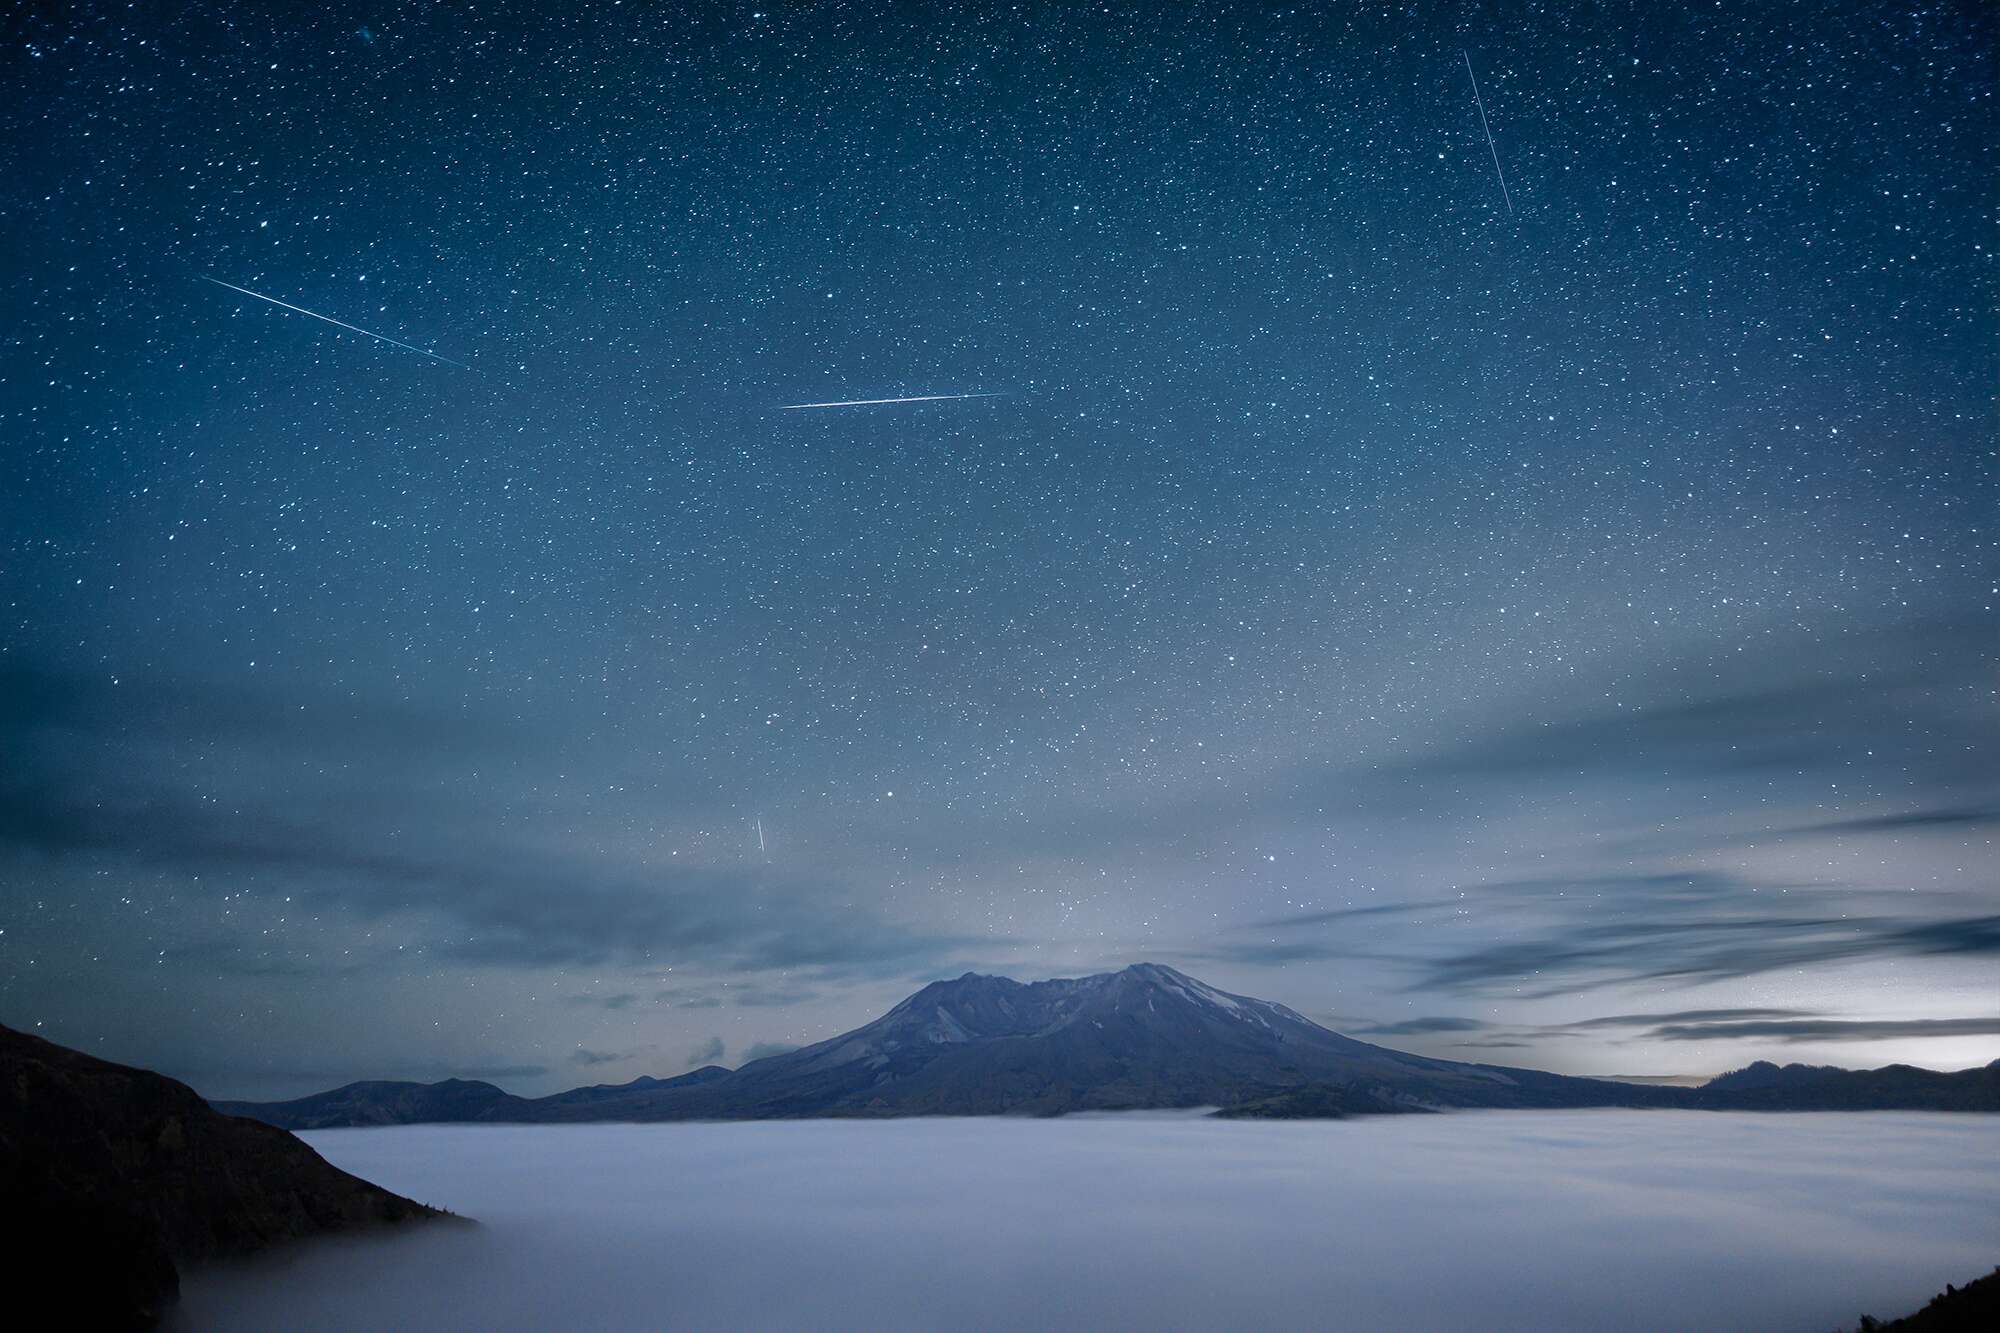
[777, 392, 1001, 410]
[1462, 52, 1514, 217]
[201, 277, 468, 367]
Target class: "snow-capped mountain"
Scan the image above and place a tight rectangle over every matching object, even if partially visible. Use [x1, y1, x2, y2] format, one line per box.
[215, 965, 2000, 1126]
[221, 963, 1693, 1125]
[621, 961, 1609, 1119]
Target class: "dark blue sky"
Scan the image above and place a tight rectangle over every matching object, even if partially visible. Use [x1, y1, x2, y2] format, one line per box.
[2, 2, 1993, 1097]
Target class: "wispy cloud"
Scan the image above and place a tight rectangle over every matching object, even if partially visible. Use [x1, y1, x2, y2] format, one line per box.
[1203, 867, 2000, 998]
[1752, 805, 2000, 839]
[566, 993, 639, 1011]
[1, 658, 996, 980]
[571, 1047, 632, 1067]
[1348, 1006, 2000, 1053]
[1411, 913, 2000, 996]
[1649, 1017, 2000, 1043]
[1353, 1016, 1490, 1036]
[657, 981, 823, 1009]
[1555, 1007, 1817, 1030]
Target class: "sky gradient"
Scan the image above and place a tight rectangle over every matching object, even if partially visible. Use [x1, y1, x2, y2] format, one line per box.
[2, 2, 1993, 1098]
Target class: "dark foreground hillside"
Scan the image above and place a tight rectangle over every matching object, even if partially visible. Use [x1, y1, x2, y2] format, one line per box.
[0, 1023, 452, 1329]
[1857, 1266, 2000, 1331]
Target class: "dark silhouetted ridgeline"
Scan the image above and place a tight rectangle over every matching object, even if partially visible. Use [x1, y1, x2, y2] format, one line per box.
[1856, 1266, 2000, 1330]
[1695, 1059, 2000, 1112]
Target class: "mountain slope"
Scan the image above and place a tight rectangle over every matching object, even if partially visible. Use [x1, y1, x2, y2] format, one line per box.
[0, 1023, 451, 1329]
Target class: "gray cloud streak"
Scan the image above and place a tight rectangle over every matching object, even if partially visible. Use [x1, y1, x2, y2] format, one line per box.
[1354, 1016, 1490, 1036]
[1206, 868, 2000, 997]
[566, 994, 639, 1011]
[1558, 1007, 1818, 1030]
[1, 659, 996, 981]
[1649, 1017, 2000, 1043]
[1411, 913, 2000, 997]
[570, 1048, 631, 1067]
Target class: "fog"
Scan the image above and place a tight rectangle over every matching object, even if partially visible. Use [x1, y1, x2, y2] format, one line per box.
[176, 1113, 2000, 1332]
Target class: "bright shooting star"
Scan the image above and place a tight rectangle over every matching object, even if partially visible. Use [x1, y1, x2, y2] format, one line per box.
[201, 277, 468, 368]
[1462, 52, 1514, 217]
[777, 392, 1002, 411]
[756, 817, 767, 857]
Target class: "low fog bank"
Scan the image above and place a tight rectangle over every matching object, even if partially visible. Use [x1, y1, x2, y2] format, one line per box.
[176, 1113, 2000, 1332]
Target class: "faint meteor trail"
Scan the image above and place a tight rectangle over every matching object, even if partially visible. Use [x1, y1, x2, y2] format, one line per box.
[756, 817, 767, 858]
[201, 277, 469, 367]
[1462, 52, 1514, 216]
[777, 392, 1002, 410]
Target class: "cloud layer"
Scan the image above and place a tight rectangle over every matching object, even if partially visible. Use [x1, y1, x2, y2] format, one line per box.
[175, 1115, 2000, 1332]
[1, 658, 987, 978]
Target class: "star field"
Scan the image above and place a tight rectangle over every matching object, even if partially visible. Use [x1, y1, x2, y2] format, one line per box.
[1, 1, 1992, 1097]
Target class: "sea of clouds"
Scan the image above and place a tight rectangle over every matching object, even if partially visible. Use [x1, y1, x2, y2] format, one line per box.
[174, 1111, 2000, 1331]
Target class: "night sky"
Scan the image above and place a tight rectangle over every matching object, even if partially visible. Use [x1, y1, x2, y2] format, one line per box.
[3, 2, 1993, 1099]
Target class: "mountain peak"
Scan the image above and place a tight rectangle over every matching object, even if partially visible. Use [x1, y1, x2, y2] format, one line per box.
[927, 961, 1196, 991]
[1109, 962, 1262, 1014]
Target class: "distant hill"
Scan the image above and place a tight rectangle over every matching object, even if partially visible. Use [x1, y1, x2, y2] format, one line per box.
[209, 965, 2000, 1128]
[211, 1076, 529, 1129]
[1695, 1059, 2000, 1112]
[211, 1064, 735, 1128]
[532, 1066, 732, 1107]
[0, 1023, 451, 1329]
